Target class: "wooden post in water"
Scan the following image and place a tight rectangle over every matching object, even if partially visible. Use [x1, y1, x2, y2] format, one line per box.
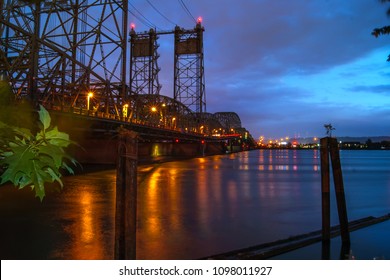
[115, 129, 138, 260]
[329, 137, 350, 245]
[320, 137, 350, 247]
[320, 137, 331, 242]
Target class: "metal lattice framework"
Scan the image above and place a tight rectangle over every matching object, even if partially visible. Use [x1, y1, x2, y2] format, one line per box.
[214, 112, 242, 130]
[174, 21, 206, 114]
[129, 27, 161, 96]
[124, 94, 198, 133]
[195, 112, 222, 135]
[0, 0, 128, 115]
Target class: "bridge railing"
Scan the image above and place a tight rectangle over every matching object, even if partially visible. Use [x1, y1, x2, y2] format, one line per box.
[47, 103, 195, 134]
[43, 102, 253, 145]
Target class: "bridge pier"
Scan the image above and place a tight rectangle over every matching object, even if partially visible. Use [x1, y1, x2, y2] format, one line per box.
[71, 139, 226, 165]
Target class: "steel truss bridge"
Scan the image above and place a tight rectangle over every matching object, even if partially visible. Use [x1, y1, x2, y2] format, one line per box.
[0, 0, 255, 145]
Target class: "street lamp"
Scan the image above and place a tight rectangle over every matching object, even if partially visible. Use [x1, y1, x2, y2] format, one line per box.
[172, 117, 176, 129]
[87, 92, 93, 110]
[123, 104, 129, 118]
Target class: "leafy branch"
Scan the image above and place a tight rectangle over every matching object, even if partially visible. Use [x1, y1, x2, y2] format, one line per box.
[0, 105, 78, 201]
[372, 0, 390, 61]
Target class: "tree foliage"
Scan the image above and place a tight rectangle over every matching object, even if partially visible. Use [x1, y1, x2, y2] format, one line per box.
[372, 0, 390, 61]
[0, 97, 78, 201]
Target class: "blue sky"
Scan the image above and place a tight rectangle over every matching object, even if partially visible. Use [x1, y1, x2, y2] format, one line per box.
[129, 0, 390, 139]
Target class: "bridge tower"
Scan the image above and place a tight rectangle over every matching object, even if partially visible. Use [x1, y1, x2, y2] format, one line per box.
[0, 0, 128, 115]
[129, 27, 161, 96]
[174, 19, 206, 114]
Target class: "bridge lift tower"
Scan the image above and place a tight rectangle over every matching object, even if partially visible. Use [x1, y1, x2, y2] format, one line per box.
[129, 19, 206, 114]
[174, 20, 206, 114]
[129, 27, 161, 96]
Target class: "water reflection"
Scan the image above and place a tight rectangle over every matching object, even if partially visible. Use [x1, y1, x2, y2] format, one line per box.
[1, 150, 390, 260]
[62, 189, 104, 259]
[53, 173, 116, 260]
[80, 192, 94, 242]
[136, 150, 328, 259]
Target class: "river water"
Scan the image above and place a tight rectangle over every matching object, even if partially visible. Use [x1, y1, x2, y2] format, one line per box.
[0, 149, 389, 259]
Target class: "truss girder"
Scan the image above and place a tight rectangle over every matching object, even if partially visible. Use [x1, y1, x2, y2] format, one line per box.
[214, 112, 242, 130]
[124, 94, 199, 132]
[0, 0, 128, 115]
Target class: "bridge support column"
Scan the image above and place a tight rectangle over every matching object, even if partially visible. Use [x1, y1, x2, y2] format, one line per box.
[115, 129, 138, 260]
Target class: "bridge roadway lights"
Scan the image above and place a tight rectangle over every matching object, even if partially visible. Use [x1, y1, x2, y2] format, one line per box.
[49, 110, 228, 164]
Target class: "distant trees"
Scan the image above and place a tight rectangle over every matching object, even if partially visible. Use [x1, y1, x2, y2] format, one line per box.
[365, 138, 390, 149]
[372, 0, 390, 61]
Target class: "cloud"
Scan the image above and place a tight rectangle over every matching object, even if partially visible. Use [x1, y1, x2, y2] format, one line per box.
[349, 84, 390, 95]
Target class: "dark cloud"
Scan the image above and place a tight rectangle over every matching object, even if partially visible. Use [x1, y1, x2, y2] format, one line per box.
[349, 84, 390, 94]
[199, 1, 388, 76]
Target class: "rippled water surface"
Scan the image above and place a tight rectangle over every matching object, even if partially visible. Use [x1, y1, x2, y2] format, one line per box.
[1, 149, 389, 259]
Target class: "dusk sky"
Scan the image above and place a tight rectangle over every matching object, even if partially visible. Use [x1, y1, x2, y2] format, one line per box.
[129, 0, 390, 139]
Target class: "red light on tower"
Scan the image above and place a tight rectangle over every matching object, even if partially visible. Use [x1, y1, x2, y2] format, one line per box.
[197, 16, 203, 24]
[130, 23, 136, 30]
[175, 139, 179, 143]
[201, 140, 205, 145]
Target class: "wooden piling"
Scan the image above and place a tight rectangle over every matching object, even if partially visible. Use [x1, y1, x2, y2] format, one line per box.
[329, 137, 350, 245]
[115, 129, 138, 260]
[320, 136, 350, 246]
[320, 137, 331, 242]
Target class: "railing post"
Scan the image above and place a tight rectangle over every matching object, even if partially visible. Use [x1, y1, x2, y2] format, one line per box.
[115, 129, 138, 260]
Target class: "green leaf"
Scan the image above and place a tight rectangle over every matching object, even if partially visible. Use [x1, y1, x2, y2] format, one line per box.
[1, 151, 13, 157]
[18, 174, 33, 189]
[62, 161, 75, 175]
[30, 159, 55, 201]
[46, 167, 63, 188]
[38, 105, 51, 131]
[0, 145, 35, 185]
[8, 141, 20, 148]
[44, 126, 71, 147]
[12, 127, 33, 140]
[38, 144, 65, 169]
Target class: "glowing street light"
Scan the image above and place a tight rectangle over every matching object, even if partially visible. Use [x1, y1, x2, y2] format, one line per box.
[123, 104, 129, 118]
[87, 92, 93, 110]
[151, 106, 157, 112]
[172, 117, 176, 129]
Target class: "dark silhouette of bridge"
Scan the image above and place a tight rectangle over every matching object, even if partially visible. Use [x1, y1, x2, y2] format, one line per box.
[0, 1, 255, 156]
